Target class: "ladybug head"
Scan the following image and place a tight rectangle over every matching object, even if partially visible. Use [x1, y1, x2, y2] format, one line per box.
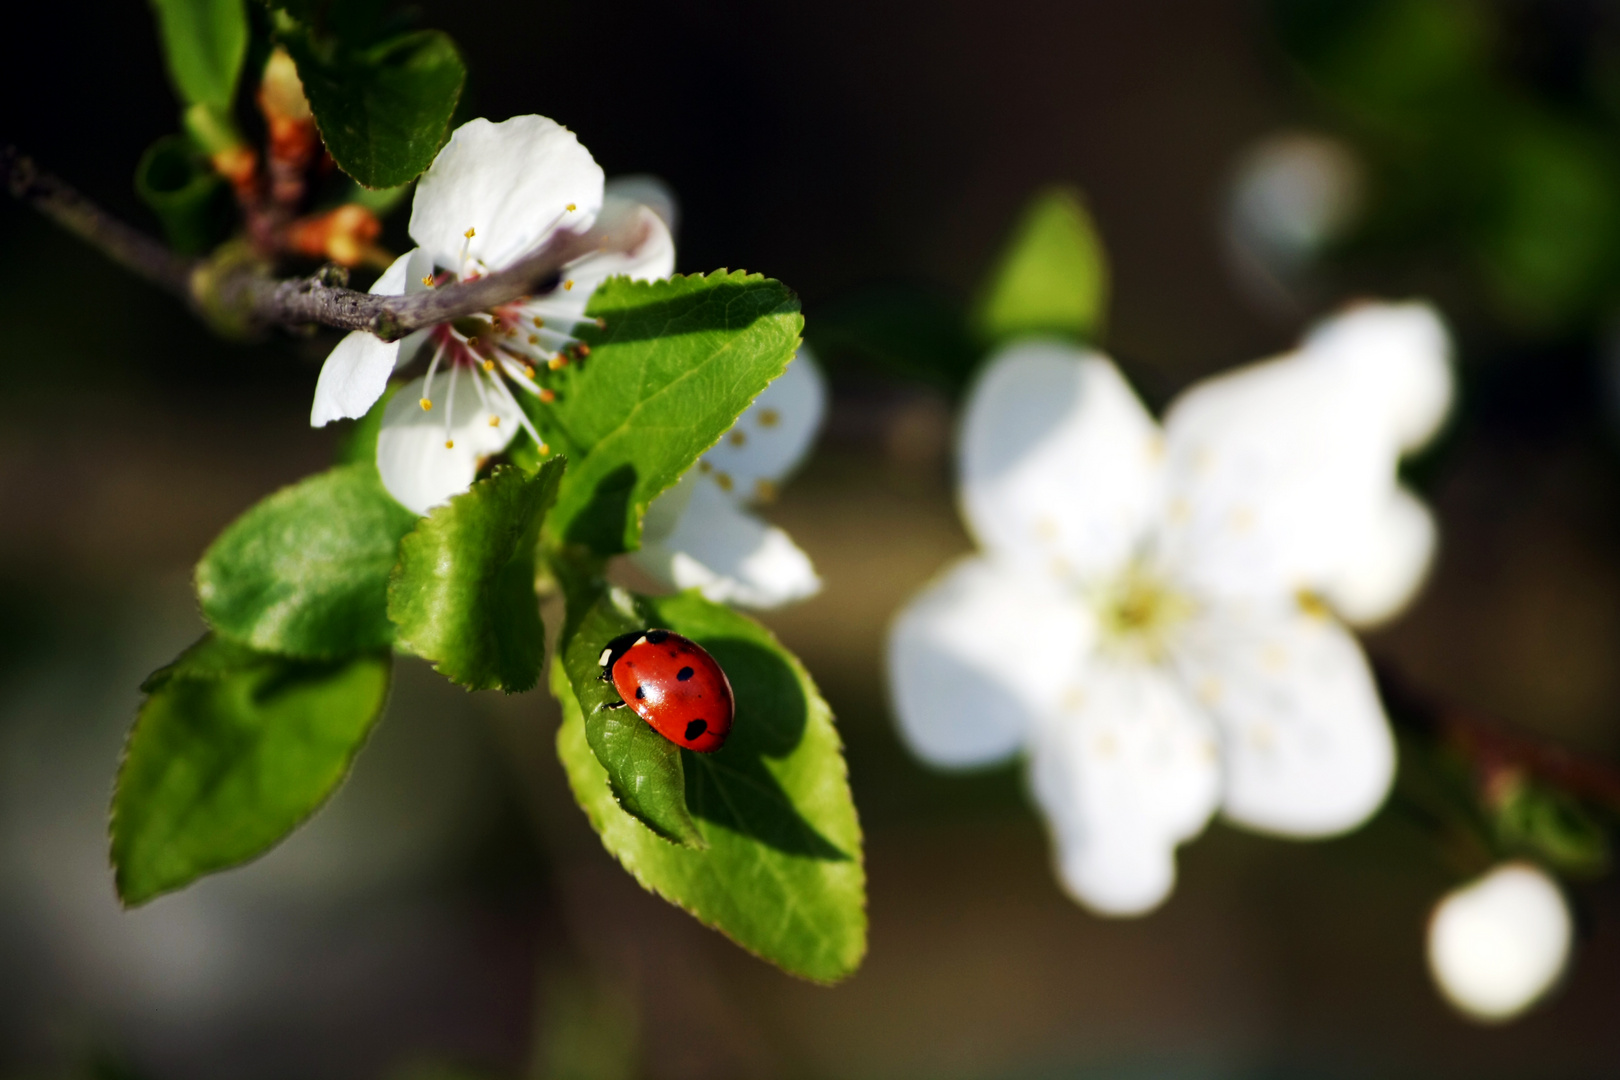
[595, 628, 664, 681]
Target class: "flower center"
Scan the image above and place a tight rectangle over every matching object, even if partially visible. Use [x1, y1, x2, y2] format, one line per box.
[1092, 563, 1192, 660]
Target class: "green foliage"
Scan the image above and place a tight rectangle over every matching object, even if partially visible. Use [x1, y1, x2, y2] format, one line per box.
[149, 0, 249, 110]
[274, 10, 466, 188]
[552, 589, 865, 983]
[197, 463, 418, 658]
[558, 580, 703, 846]
[134, 135, 231, 254]
[972, 186, 1109, 346]
[532, 272, 803, 554]
[111, 635, 391, 905]
[1492, 775, 1611, 878]
[1272, 0, 1620, 333]
[388, 462, 563, 692]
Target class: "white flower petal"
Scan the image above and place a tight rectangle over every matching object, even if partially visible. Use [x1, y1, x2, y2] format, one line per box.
[698, 347, 827, 506]
[629, 480, 819, 609]
[370, 246, 435, 299]
[960, 341, 1163, 582]
[376, 372, 520, 515]
[1428, 862, 1572, 1022]
[409, 116, 605, 271]
[1158, 351, 1398, 601]
[538, 198, 676, 321]
[1303, 300, 1453, 453]
[887, 556, 1093, 769]
[1170, 599, 1394, 836]
[1028, 658, 1220, 916]
[605, 174, 679, 236]
[311, 331, 402, 427]
[309, 248, 436, 426]
[1322, 485, 1437, 628]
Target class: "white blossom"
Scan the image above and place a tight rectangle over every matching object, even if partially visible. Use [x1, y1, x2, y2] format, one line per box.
[887, 302, 1452, 915]
[630, 347, 826, 609]
[1428, 862, 1572, 1022]
[309, 115, 675, 514]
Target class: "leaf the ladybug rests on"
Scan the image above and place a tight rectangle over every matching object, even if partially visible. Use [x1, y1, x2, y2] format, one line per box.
[601, 629, 735, 753]
[559, 583, 704, 847]
[554, 586, 866, 983]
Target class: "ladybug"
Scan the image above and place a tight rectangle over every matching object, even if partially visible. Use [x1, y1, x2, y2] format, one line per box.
[597, 629, 734, 753]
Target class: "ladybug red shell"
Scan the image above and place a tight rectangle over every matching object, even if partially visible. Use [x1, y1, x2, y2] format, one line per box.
[597, 629, 734, 753]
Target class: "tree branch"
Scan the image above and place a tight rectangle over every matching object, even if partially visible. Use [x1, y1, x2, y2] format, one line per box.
[3, 146, 197, 301]
[1377, 661, 1620, 812]
[4, 147, 652, 340]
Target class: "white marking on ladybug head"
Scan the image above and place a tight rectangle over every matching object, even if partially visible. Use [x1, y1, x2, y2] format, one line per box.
[597, 647, 613, 667]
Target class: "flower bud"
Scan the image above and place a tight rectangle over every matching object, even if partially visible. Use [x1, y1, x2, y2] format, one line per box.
[258, 48, 319, 205]
[1427, 862, 1572, 1022]
[285, 204, 383, 267]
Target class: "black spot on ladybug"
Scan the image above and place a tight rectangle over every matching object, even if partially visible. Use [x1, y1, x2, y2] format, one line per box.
[676, 666, 694, 681]
[635, 685, 645, 700]
[684, 719, 707, 741]
[645, 630, 669, 644]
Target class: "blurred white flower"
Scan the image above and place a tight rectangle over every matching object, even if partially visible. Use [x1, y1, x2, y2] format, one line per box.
[309, 114, 675, 515]
[888, 302, 1452, 915]
[630, 347, 826, 609]
[1224, 132, 1364, 313]
[1427, 862, 1572, 1022]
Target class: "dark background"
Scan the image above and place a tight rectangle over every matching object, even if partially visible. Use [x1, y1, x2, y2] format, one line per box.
[3, 1, 1620, 1077]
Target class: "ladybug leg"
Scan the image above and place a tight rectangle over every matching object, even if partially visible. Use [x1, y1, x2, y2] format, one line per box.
[600, 700, 628, 711]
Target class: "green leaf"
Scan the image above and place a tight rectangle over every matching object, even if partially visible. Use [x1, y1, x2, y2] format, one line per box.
[388, 462, 563, 692]
[278, 23, 466, 188]
[552, 589, 866, 983]
[149, 0, 249, 109]
[134, 135, 231, 255]
[197, 464, 419, 658]
[557, 580, 703, 847]
[973, 186, 1109, 346]
[111, 635, 392, 905]
[534, 271, 803, 555]
[1492, 774, 1610, 877]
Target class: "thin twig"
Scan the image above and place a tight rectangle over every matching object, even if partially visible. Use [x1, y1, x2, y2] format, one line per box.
[3, 146, 197, 300]
[1377, 661, 1620, 812]
[3, 147, 651, 340]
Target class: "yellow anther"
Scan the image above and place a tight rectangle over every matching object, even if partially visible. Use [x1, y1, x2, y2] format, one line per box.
[539, 442, 550, 454]
[421, 275, 435, 287]
[539, 388, 557, 403]
[715, 471, 734, 492]
[563, 279, 575, 291]
[483, 359, 495, 372]
[548, 355, 566, 370]
[595, 316, 607, 329]
[566, 203, 577, 211]
[420, 398, 433, 411]
[529, 334, 540, 345]
[523, 363, 536, 378]
[489, 416, 501, 427]
[753, 478, 778, 503]
[464, 227, 476, 238]
[532, 316, 544, 328]
[757, 408, 780, 428]
[698, 460, 712, 474]
[729, 430, 747, 447]
[445, 439, 455, 449]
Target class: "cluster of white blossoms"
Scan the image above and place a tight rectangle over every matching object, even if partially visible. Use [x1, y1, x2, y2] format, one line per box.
[310, 114, 675, 515]
[888, 301, 1453, 915]
[308, 113, 825, 608]
[1427, 861, 1573, 1022]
